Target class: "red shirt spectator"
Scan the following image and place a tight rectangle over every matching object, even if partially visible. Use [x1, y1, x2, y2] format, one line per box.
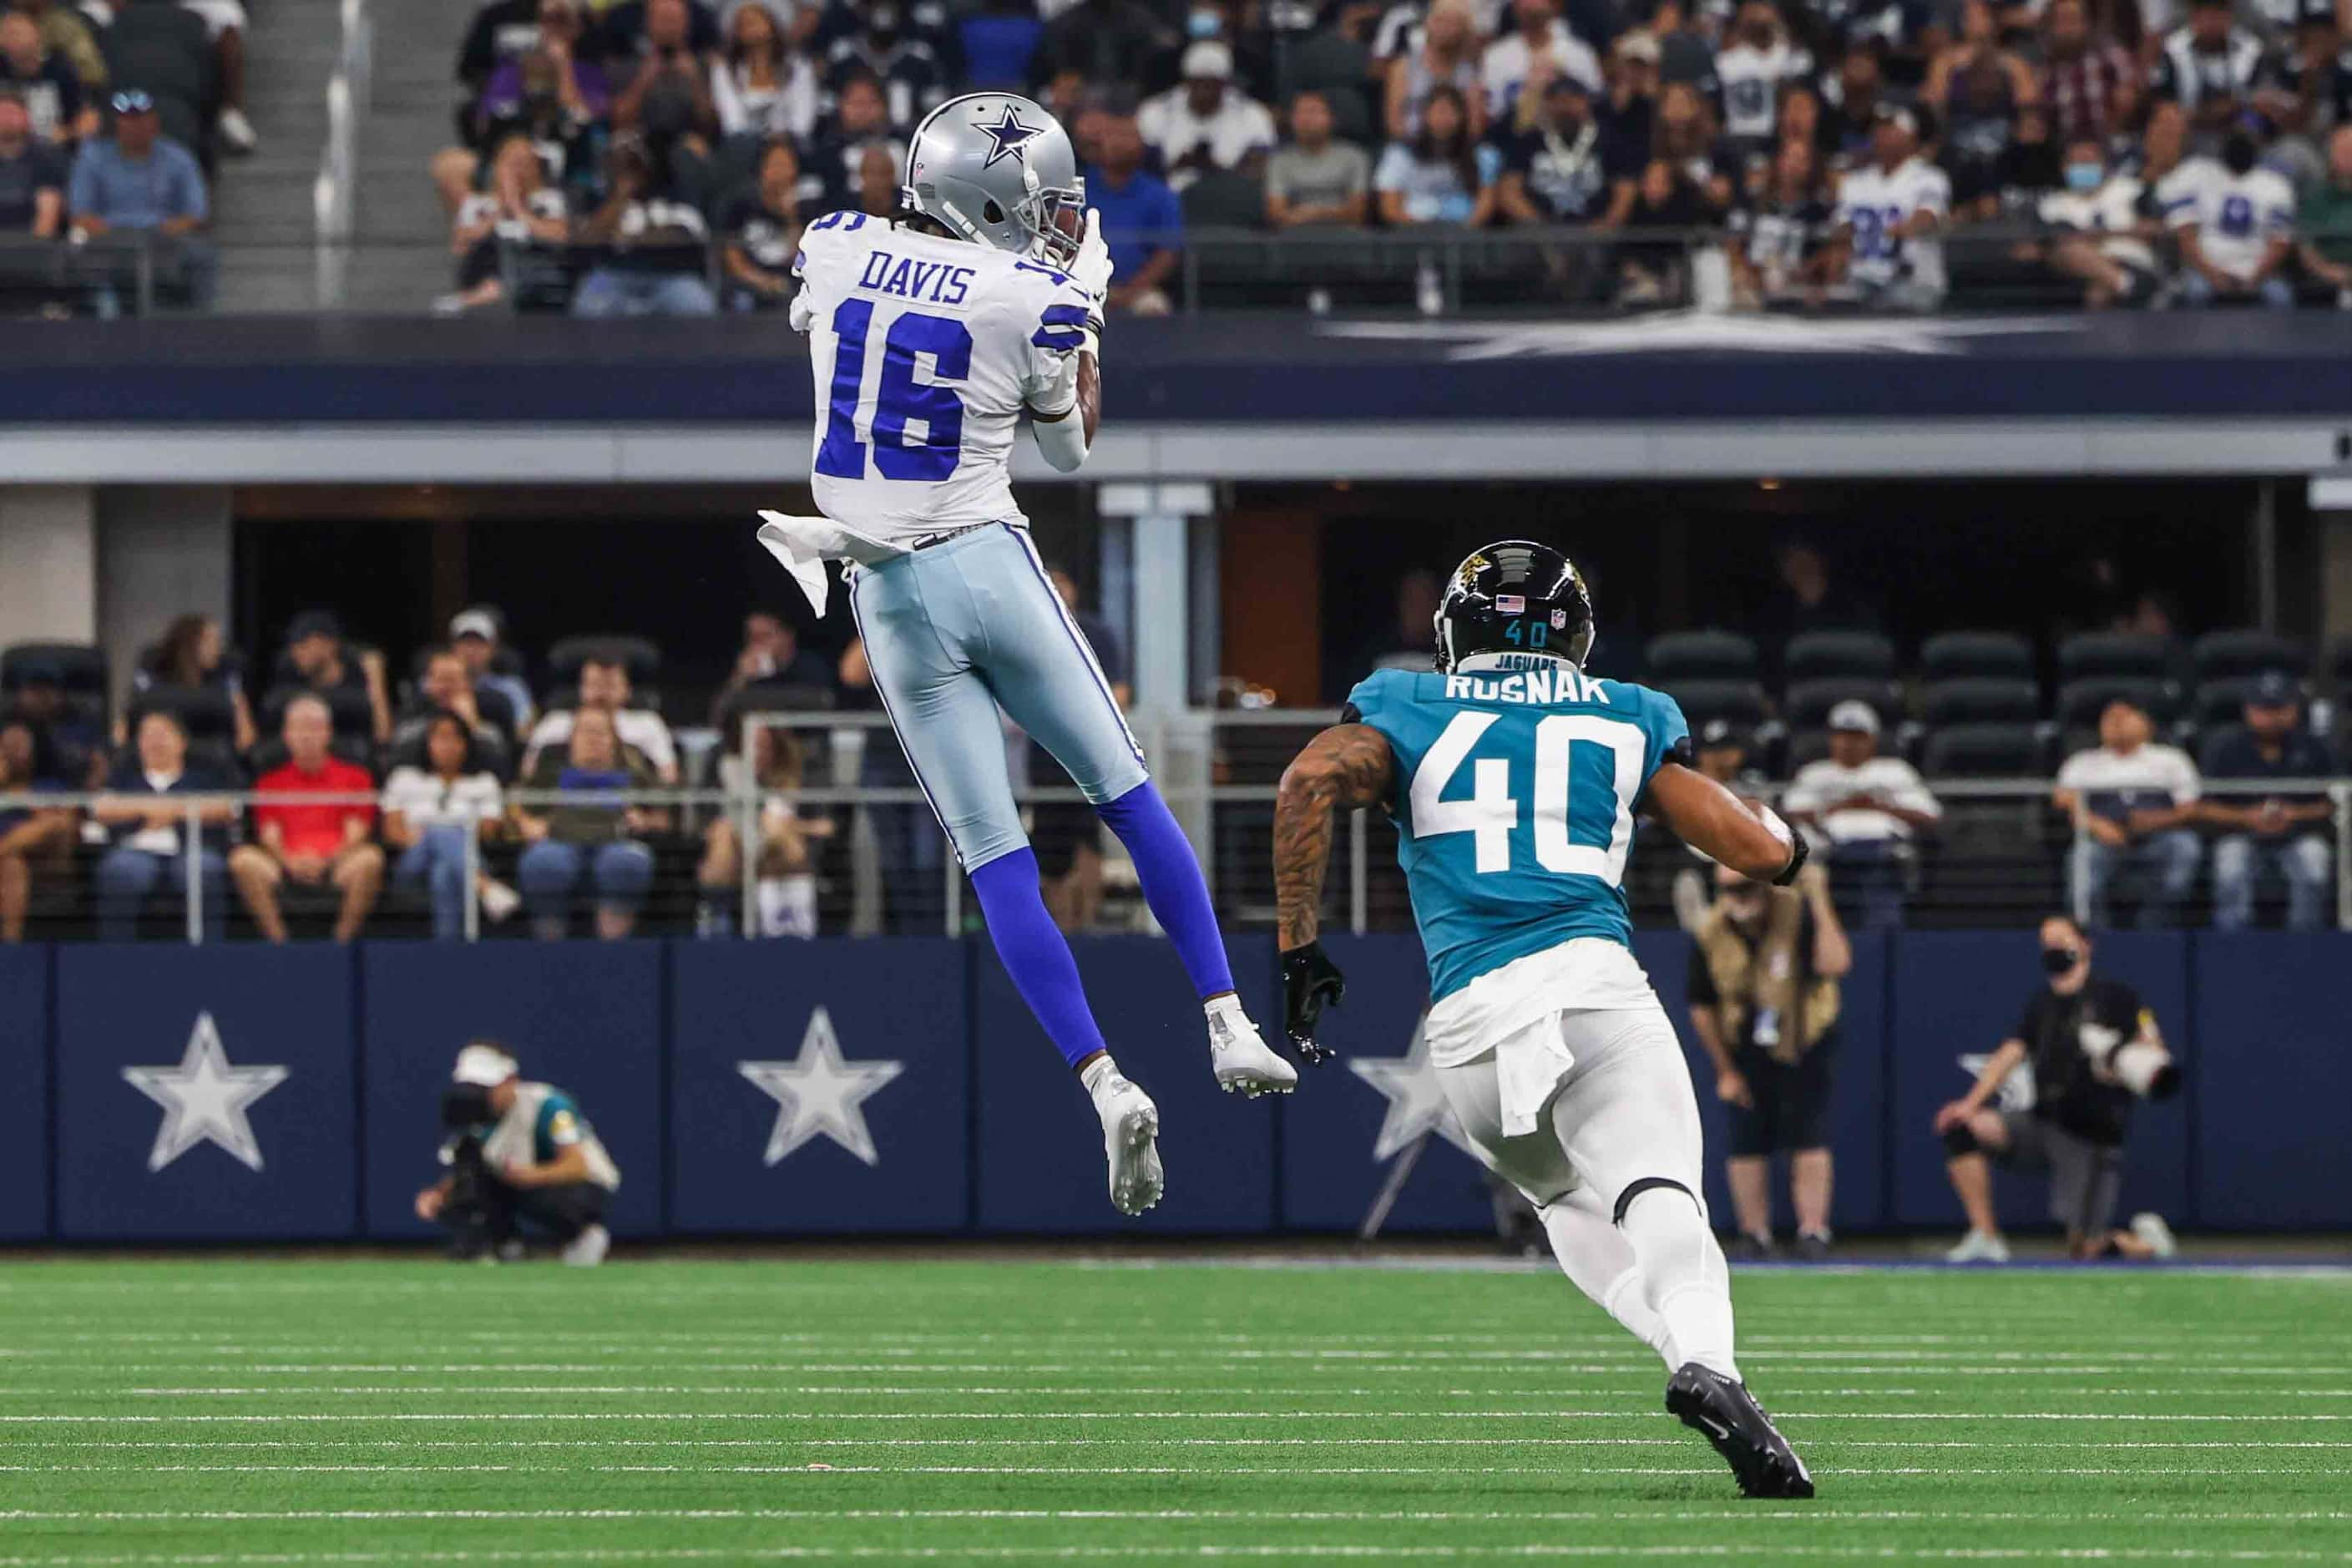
[255, 751, 376, 857]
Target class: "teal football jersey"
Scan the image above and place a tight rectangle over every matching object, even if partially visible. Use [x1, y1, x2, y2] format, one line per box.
[1348, 663, 1690, 1003]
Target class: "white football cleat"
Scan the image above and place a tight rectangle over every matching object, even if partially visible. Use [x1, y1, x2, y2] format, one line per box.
[561, 1223, 610, 1267]
[1207, 1002, 1297, 1098]
[1945, 1228, 2011, 1264]
[1092, 1070, 1164, 1216]
[2129, 1211, 2178, 1259]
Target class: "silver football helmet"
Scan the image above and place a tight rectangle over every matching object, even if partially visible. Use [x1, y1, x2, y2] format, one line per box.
[901, 93, 1085, 266]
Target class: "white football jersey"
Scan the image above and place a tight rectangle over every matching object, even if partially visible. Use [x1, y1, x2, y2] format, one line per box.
[793, 211, 1094, 544]
[2180, 165, 2294, 281]
[1715, 39, 1812, 142]
[1835, 156, 1950, 290]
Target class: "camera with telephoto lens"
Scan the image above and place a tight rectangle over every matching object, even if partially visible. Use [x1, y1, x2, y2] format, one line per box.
[438, 1083, 496, 1218]
[2077, 1022, 2181, 1100]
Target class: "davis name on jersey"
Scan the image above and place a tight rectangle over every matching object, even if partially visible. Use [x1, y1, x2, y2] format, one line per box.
[794, 210, 1095, 543]
[1348, 664, 1689, 1003]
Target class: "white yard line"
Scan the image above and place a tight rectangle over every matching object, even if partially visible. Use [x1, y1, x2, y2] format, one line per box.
[4, 1507, 2349, 1525]
[0, 1462, 2338, 1477]
[0, 1409, 2336, 1424]
[3, 1438, 2348, 1452]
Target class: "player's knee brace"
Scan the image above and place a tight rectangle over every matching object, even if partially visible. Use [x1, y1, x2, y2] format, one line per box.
[1612, 1176, 1698, 1227]
[1941, 1123, 1981, 1157]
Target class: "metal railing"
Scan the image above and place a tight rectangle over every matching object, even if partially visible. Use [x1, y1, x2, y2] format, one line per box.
[11, 709, 2345, 942]
[313, 0, 372, 310]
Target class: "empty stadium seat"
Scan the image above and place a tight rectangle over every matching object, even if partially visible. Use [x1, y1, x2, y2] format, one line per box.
[1783, 678, 1901, 731]
[1922, 678, 2041, 726]
[127, 683, 236, 743]
[1659, 680, 1768, 731]
[2191, 629, 2308, 682]
[2055, 675, 2182, 729]
[1922, 722, 2043, 777]
[2057, 632, 2177, 681]
[2, 641, 109, 704]
[1784, 630, 1896, 682]
[1921, 630, 2035, 684]
[547, 635, 662, 689]
[1645, 630, 1761, 683]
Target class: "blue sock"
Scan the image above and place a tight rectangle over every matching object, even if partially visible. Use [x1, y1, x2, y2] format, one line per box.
[1096, 779, 1236, 999]
[969, 847, 1108, 1070]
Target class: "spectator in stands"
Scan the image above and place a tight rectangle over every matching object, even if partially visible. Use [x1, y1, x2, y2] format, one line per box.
[524, 655, 679, 782]
[1385, 0, 1485, 144]
[613, 0, 718, 157]
[1687, 854, 1851, 1262]
[2171, 124, 2294, 308]
[456, 0, 575, 110]
[2031, 133, 2159, 307]
[820, 0, 945, 133]
[437, 0, 604, 214]
[1616, 154, 1712, 304]
[1694, 719, 1750, 785]
[806, 70, 902, 213]
[93, 710, 232, 941]
[2151, 0, 2284, 144]
[1828, 105, 1950, 311]
[1729, 136, 1834, 307]
[67, 90, 214, 313]
[2040, 0, 2137, 149]
[1375, 83, 1499, 227]
[1819, 45, 1889, 165]
[1783, 700, 1941, 928]
[382, 711, 514, 939]
[133, 613, 256, 754]
[1496, 73, 1631, 249]
[443, 132, 572, 312]
[478, 3, 610, 135]
[7, 660, 101, 786]
[513, 705, 664, 940]
[1264, 89, 1371, 229]
[1714, 0, 1810, 153]
[958, 0, 1042, 93]
[602, 0, 721, 61]
[711, 0, 817, 144]
[1762, 538, 1881, 643]
[394, 645, 515, 769]
[1484, 0, 1602, 132]
[1925, 0, 2036, 218]
[2295, 123, 2352, 302]
[1601, 31, 1658, 155]
[718, 137, 802, 310]
[697, 719, 831, 937]
[1138, 40, 1276, 194]
[229, 695, 382, 944]
[2053, 698, 2203, 929]
[851, 138, 898, 216]
[1034, 0, 1171, 103]
[1082, 108, 1181, 315]
[279, 610, 393, 746]
[0, 88, 64, 242]
[11, 0, 101, 94]
[571, 134, 718, 316]
[2204, 671, 2334, 931]
[712, 609, 830, 723]
[448, 607, 534, 731]
[0, 719, 71, 942]
[0, 10, 89, 144]
[178, 0, 258, 154]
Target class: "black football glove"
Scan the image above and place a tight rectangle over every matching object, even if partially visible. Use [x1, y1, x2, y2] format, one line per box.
[1281, 940, 1346, 1066]
[1769, 827, 1809, 888]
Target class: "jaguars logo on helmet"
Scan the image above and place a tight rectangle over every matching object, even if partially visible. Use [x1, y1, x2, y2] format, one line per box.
[901, 93, 1087, 266]
[1434, 540, 1596, 672]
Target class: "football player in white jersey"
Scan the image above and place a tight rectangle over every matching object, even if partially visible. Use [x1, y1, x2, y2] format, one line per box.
[1831, 106, 1950, 311]
[756, 94, 1306, 1219]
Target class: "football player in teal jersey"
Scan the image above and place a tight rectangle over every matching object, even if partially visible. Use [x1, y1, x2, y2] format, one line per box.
[1272, 541, 1816, 1500]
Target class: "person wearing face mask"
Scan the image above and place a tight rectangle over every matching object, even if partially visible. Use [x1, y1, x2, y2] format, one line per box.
[2032, 132, 2156, 307]
[1687, 852, 1852, 1262]
[2170, 121, 2294, 307]
[1136, 38, 1277, 192]
[1933, 915, 2179, 1264]
[821, 0, 946, 133]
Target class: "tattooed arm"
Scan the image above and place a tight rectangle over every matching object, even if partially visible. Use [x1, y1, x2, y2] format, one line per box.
[1271, 723, 1396, 1064]
[1273, 722, 1397, 950]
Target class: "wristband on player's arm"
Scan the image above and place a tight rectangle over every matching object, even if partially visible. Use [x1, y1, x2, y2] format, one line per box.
[1770, 828, 1809, 888]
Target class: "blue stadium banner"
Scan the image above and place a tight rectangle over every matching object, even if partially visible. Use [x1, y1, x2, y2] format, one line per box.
[360, 941, 666, 1241]
[1886, 931, 2191, 1232]
[976, 935, 1279, 1233]
[0, 946, 48, 1241]
[2193, 932, 2352, 1229]
[1645, 928, 1892, 1236]
[1277, 933, 1494, 1234]
[670, 938, 971, 1234]
[53, 945, 357, 1242]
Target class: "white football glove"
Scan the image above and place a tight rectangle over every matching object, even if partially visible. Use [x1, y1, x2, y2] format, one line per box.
[787, 286, 815, 333]
[1066, 208, 1111, 357]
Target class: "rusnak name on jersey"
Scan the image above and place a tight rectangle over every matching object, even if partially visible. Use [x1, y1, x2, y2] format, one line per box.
[1444, 668, 1611, 706]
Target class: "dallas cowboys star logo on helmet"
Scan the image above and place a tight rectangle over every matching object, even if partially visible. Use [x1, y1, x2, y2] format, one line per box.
[975, 102, 1044, 168]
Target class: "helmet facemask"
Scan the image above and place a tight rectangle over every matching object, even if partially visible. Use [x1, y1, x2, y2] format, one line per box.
[1016, 175, 1087, 266]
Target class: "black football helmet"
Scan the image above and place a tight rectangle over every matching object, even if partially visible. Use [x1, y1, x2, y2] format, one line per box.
[1434, 541, 1596, 673]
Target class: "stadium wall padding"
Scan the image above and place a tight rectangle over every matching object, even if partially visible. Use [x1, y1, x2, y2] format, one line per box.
[15, 932, 2347, 1243]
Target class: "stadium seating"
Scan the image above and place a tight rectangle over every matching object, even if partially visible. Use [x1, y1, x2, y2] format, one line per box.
[126, 681, 236, 745]
[1783, 677, 1902, 731]
[1657, 679, 1768, 733]
[2054, 675, 2183, 729]
[1784, 630, 1897, 683]
[2191, 629, 2308, 682]
[546, 635, 663, 699]
[1921, 722, 2044, 778]
[2058, 632, 2178, 683]
[1922, 678, 2041, 727]
[0, 641, 109, 720]
[1645, 630, 1761, 685]
[1921, 631, 2036, 685]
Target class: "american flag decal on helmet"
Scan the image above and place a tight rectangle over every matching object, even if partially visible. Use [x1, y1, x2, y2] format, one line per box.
[1495, 594, 1525, 615]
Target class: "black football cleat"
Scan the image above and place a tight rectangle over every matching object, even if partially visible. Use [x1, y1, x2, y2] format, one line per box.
[1665, 1362, 1815, 1500]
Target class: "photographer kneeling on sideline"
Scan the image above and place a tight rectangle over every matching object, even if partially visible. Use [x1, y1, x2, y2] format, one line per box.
[1935, 914, 2180, 1264]
[415, 1042, 620, 1266]
[1688, 856, 1852, 1262]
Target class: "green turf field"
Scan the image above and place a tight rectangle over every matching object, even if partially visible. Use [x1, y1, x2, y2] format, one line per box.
[1, 1257, 2347, 1565]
